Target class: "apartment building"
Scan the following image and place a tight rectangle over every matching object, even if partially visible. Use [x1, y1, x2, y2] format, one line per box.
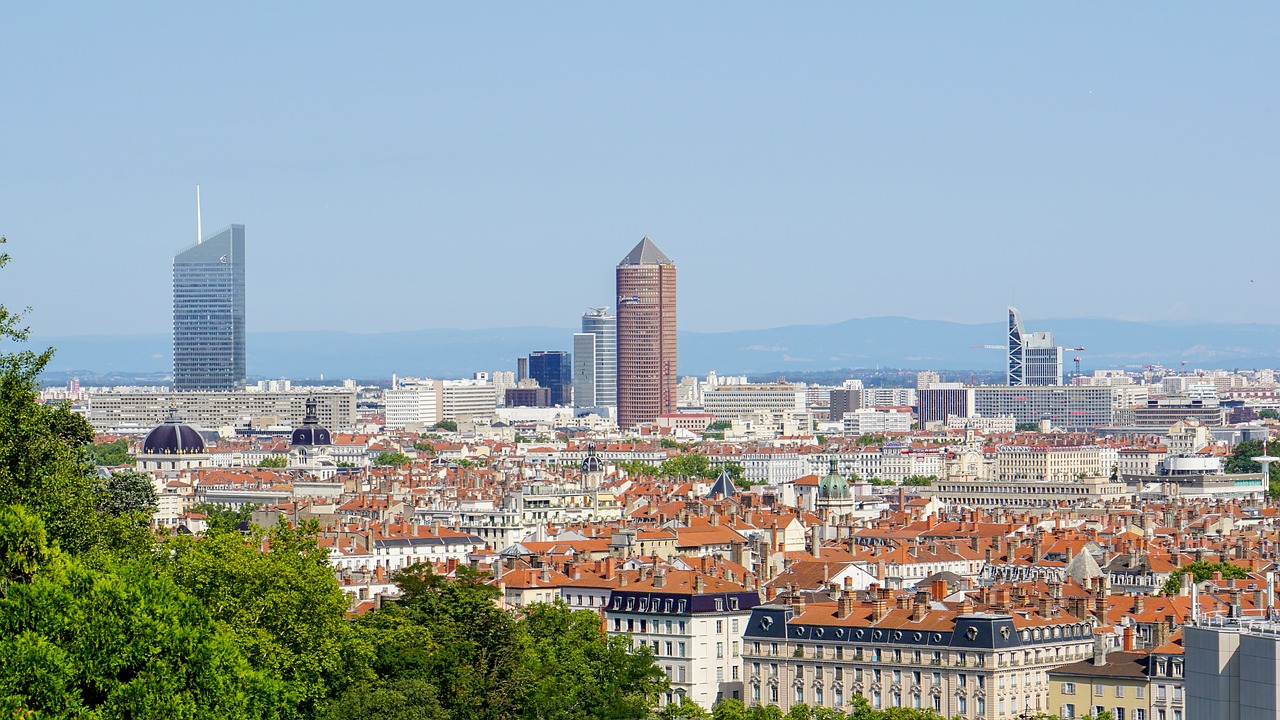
[604, 569, 760, 710]
[86, 389, 357, 432]
[703, 383, 806, 419]
[973, 386, 1115, 431]
[742, 589, 1095, 719]
[996, 445, 1103, 482]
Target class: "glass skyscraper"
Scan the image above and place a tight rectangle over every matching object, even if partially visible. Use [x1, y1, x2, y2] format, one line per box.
[172, 225, 246, 391]
[528, 350, 572, 407]
[573, 307, 616, 408]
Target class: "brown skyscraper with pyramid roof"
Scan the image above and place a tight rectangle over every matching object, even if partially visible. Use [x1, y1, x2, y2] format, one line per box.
[615, 237, 677, 430]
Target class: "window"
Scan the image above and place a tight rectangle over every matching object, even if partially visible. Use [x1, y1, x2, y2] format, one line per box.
[753, 684, 761, 702]
[912, 671, 921, 685]
[678, 642, 686, 657]
[665, 642, 673, 656]
[732, 619, 739, 633]
[732, 642, 739, 657]
[957, 696, 966, 713]
[976, 697, 985, 715]
[639, 620, 647, 632]
[1061, 704, 1076, 718]
[613, 618, 622, 631]
[1134, 711, 1146, 720]
[932, 672, 941, 686]
[716, 620, 723, 633]
[1115, 686, 1124, 697]
[835, 690, 843, 707]
[732, 665, 739, 680]
[814, 686, 823, 705]
[770, 642, 778, 656]
[717, 642, 724, 659]
[795, 687, 804, 704]
[1095, 684, 1105, 697]
[1114, 708, 1125, 720]
[912, 693, 921, 709]
[1062, 682, 1076, 695]
[958, 674, 966, 688]
[1136, 686, 1145, 699]
[770, 686, 778, 703]
[770, 663, 778, 677]
[716, 667, 723, 682]
[873, 691, 882, 708]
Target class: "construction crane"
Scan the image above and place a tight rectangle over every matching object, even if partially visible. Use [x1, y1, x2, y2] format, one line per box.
[970, 345, 1005, 350]
[1074, 356, 1082, 377]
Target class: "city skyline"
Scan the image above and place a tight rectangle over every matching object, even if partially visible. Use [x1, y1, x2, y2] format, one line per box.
[3, 5, 1279, 337]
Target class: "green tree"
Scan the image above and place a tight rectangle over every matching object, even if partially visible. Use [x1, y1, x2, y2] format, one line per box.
[855, 434, 887, 447]
[712, 698, 749, 720]
[1161, 560, 1250, 595]
[0, 506, 284, 719]
[1224, 439, 1280, 496]
[0, 238, 120, 556]
[901, 475, 935, 487]
[1258, 408, 1279, 420]
[257, 455, 289, 468]
[521, 602, 667, 720]
[86, 438, 134, 466]
[658, 696, 710, 720]
[388, 565, 527, 720]
[99, 469, 158, 517]
[375, 450, 412, 467]
[159, 519, 354, 717]
[434, 420, 458, 432]
[412, 441, 435, 455]
[618, 460, 659, 477]
[658, 454, 716, 479]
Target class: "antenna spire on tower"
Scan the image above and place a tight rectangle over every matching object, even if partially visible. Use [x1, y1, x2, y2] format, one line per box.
[196, 185, 203, 244]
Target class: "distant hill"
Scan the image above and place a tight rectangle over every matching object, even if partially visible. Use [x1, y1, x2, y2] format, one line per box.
[29, 316, 1280, 382]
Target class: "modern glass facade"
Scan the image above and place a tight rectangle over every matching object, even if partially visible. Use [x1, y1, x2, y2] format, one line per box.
[528, 350, 572, 406]
[172, 225, 246, 391]
[573, 308, 616, 408]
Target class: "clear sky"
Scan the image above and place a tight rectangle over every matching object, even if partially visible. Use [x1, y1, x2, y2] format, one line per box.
[1, 3, 1276, 337]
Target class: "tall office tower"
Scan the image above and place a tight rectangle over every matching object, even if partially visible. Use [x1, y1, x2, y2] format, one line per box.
[516, 357, 528, 382]
[1007, 306, 1064, 387]
[573, 307, 617, 408]
[616, 237, 676, 429]
[173, 224, 246, 391]
[528, 350, 573, 406]
[1007, 307, 1025, 386]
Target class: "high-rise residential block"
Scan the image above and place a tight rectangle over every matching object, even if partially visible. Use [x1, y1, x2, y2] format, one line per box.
[173, 225, 246, 390]
[573, 307, 617, 408]
[528, 350, 572, 406]
[616, 237, 677, 429]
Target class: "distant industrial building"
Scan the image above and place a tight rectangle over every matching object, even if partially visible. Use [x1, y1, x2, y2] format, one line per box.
[1186, 616, 1280, 720]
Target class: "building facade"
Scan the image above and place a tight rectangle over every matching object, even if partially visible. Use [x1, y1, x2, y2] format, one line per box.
[87, 389, 357, 432]
[616, 237, 677, 429]
[173, 224, 246, 391]
[528, 351, 573, 407]
[973, 386, 1115, 431]
[574, 307, 617, 408]
[742, 594, 1095, 719]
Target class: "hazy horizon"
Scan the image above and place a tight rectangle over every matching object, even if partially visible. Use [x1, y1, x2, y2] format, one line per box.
[3, 4, 1277, 336]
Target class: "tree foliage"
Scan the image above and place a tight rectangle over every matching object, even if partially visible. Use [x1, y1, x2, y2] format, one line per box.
[375, 450, 412, 467]
[87, 438, 133, 466]
[257, 455, 289, 468]
[99, 469, 158, 518]
[1161, 560, 1250, 595]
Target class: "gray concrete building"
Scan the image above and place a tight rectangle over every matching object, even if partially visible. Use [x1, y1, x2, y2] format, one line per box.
[86, 390, 357, 432]
[1185, 616, 1280, 720]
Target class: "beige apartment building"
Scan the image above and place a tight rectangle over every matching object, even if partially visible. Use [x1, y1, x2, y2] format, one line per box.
[86, 389, 357, 432]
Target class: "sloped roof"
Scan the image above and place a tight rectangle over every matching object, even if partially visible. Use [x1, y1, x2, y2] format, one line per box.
[619, 236, 673, 266]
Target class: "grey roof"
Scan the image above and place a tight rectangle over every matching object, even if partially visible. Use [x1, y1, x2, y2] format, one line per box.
[707, 468, 738, 498]
[619, 236, 673, 266]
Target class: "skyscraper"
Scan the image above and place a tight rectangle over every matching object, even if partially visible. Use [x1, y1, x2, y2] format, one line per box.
[573, 307, 616, 408]
[528, 350, 572, 406]
[173, 224, 246, 391]
[616, 237, 676, 429]
[1007, 306, 1064, 387]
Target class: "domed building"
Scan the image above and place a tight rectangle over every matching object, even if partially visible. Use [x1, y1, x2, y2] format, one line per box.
[816, 457, 857, 519]
[136, 408, 211, 473]
[289, 396, 338, 478]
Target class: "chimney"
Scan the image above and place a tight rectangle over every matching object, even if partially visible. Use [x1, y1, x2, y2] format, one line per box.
[1093, 634, 1108, 666]
[1180, 572, 1194, 597]
[694, 574, 706, 594]
[896, 594, 912, 610]
[871, 594, 889, 622]
[1134, 596, 1145, 615]
[912, 591, 929, 622]
[1152, 615, 1174, 649]
[1038, 596, 1053, 618]
[791, 592, 807, 617]
[540, 566, 551, 583]
[931, 579, 948, 602]
[837, 590, 857, 619]
[959, 596, 975, 615]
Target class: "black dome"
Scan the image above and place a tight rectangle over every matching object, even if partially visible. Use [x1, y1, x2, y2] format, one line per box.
[291, 426, 331, 446]
[142, 416, 205, 455]
[580, 441, 603, 474]
[291, 395, 331, 446]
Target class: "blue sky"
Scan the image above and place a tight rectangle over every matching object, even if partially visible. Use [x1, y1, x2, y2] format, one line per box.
[1, 3, 1276, 336]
